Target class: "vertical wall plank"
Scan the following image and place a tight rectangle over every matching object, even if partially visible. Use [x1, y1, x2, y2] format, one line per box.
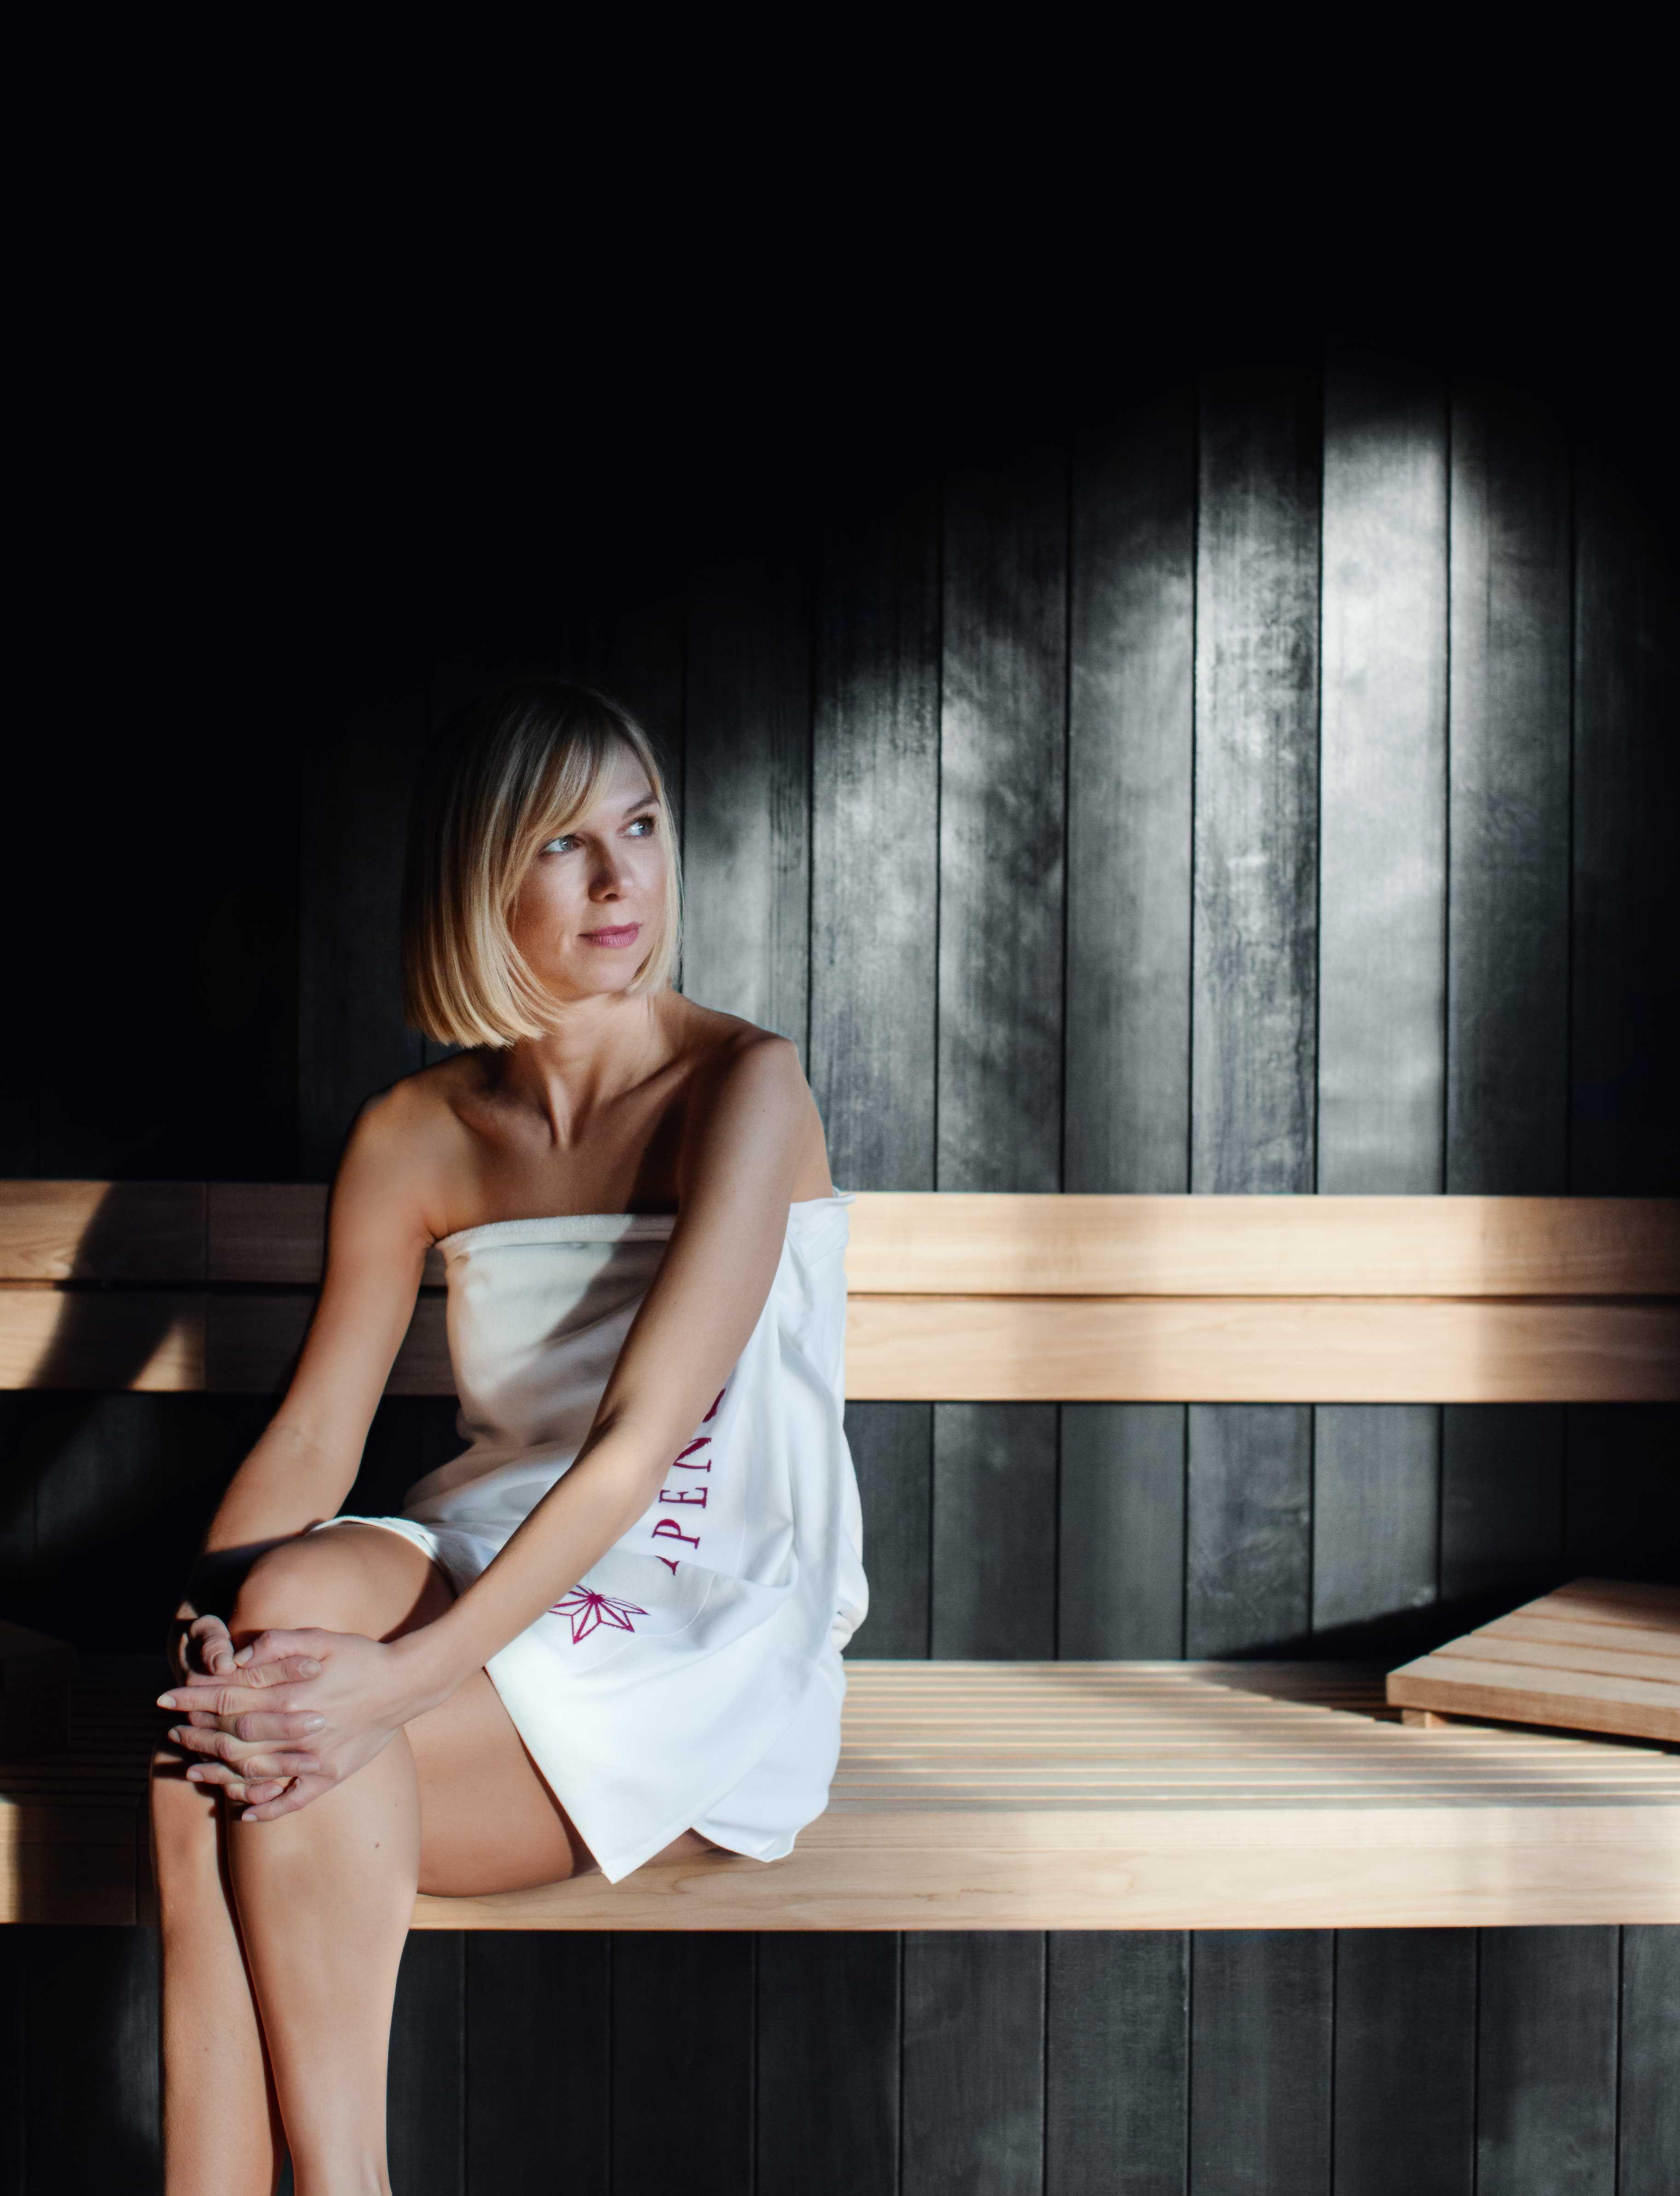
[1618, 1927, 1680, 2196]
[389, 1931, 464, 2196]
[467, 1935, 608, 2196]
[1312, 363, 1449, 1654]
[1564, 1404, 1680, 1584]
[1334, 1931, 1474, 2196]
[935, 452, 1067, 1662]
[1571, 439, 1680, 1193]
[1045, 1932, 1187, 2196]
[932, 1403, 1058, 1659]
[1477, 1927, 1618, 2196]
[758, 1936, 899, 2196]
[1061, 393, 1195, 1662]
[1190, 372, 1320, 1661]
[1066, 388, 1195, 1195]
[1441, 1404, 1563, 1616]
[937, 449, 1067, 1195]
[298, 690, 429, 1177]
[1186, 1404, 1312, 1658]
[1189, 1932, 1332, 2196]
[1446, 383, 1572, 1194]
[903, 1933, 1045, 2196]
[0, 1928, 20, 2196]
[1310, 1406, 1438, 1650]
[682, 556, 813, 1052]
[25, 1924, 161, 2195]
[1317, 359, 1449, 1191]
[845, 1402, 933, 1659]
[1058, 1404, 1184, 1657]
[1192, 369, 1321, 1196]
[810, 491, 941, 1192]
[612, 1935, 754, 2196]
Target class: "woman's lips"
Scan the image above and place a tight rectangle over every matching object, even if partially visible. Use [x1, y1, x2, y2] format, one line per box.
[581, 922, 641, 948]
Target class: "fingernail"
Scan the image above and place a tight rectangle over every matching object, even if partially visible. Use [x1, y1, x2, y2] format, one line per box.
[168, 1728, 184, 1744]
[186, 1768, 203, 1781]
[304, 1715, 326, 1731]
[234, 1648, 252, 1664]
[241, 1810, 257, 1822]
[300, 1659, 322, 1676]
[156, 1695, 178, 1709]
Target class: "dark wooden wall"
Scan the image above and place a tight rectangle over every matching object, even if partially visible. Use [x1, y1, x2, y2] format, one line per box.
[4, 353, 1678, 2192]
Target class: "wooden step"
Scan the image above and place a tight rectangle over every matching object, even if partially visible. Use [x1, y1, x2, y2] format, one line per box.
[6, 1663, 1679, 1931]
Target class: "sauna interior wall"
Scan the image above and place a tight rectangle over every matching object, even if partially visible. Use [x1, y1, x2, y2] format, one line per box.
[2, 359, 1677, 2194]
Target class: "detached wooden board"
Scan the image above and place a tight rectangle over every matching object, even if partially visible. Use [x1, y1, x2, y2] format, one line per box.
[1388, 1578, 1680, 1744]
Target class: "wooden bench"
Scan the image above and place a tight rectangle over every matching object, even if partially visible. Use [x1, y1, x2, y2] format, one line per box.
[2, 1186, 1678, 1929]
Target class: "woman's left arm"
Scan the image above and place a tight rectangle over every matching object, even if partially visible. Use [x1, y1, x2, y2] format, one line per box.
[170, 1033, 820, 1821]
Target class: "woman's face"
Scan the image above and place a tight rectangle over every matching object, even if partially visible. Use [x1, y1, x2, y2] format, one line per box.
[508, 745, 668, 1007]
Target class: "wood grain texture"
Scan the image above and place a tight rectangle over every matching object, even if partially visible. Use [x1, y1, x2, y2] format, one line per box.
[1441, 1402, 1564, 1608]
[1056, 1403, 1184, 1658]
[1571, 438, 1680, 1194]
[937, 450, 1066, 1196]
[466, 1934, 608, 2196]
[1318, 359, 1448, 1195]
[1388, 1576, 1680, 1741]
[757, 1935, 898, 2196]
[1185, 1404, 1311, 1656]
[809, 492, 941, 1191]
[23, 1923, 162, 2192]
[1045, 1931, 1187, 2196]
[298, 690, 428, 1178]
[1447, 384, 1572, 1194]
[931, 1403, 1057, 1659]
[1189, 1932, 1332, 2196]
[682, 556, 813, 1050]
[1192, 369, 1321, 1198]
[902, 1932, 1045, 2196]
[844, 1402, 933, 1659]
[1618, 1925, 1680, 2196]
[1065, 391, 1195, 1195]
[388, 1931, 464, 2196]
[1332, 1931, 1473, 2196]
[610, 1935, 754, 2196]
[1476, 1926, 1618, 2196]
[1311, 1404, 1438, 1641]
[13, 1184, 1680, 1293]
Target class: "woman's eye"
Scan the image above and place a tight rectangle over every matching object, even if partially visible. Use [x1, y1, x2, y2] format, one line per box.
[540, 836, 579, 856]
[628, 814, 657, 837]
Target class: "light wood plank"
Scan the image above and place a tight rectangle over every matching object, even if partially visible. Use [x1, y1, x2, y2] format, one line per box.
[845, 1194, 1680, 1298]
[10, 1185, 1679, 1296]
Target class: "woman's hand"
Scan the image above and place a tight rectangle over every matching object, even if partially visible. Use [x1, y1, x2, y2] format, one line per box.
[159, 1627, 450, 1823]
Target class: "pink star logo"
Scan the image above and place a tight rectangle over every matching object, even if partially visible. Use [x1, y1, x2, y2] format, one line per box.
[548, 1587, 648, 1644]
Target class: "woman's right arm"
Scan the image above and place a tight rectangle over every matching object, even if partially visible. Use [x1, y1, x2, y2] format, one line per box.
[168, 1089, 438, 1673]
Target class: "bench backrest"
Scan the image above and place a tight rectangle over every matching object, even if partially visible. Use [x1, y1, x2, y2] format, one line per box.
[1, 1184, 1676, 1402]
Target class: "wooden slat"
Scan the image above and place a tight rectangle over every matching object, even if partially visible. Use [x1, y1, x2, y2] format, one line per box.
[843, 1295, 1680, 1403]
[8, 1184, 1678, 1297]
[1388, 1578, 1680, 1742]
[0, 1181, 204, 1281]
[845, 1194, 1680, 1297]
[4, 1285, 1674, 1401]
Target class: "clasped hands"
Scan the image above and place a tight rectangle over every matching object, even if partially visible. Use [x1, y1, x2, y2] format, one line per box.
[159, 1616, 443, 1823]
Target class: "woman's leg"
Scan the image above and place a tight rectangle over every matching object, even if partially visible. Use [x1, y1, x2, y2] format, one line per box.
[216, 1525, 452, 2196]
[150, 1748, 284, 2196]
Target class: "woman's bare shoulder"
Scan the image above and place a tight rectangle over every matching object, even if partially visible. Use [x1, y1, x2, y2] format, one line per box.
[333, 1055, 490, 1239]
[665, 1001, 831, 1199]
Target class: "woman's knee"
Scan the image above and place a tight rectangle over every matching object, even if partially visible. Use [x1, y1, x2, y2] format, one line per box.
[231, 1527, 446, 1644]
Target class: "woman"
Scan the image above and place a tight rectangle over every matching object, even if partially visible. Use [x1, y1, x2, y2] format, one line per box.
[150, 678, 868, 2196]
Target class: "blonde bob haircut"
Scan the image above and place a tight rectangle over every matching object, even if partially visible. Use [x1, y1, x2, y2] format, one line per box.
[402, 676, 682, 1049]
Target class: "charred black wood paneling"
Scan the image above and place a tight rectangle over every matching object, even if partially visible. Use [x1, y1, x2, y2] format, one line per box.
[388, 1931, 464, 2196]
[610, 1935, 754, 2196]
[1187, 371, 1320, 1666]
[466, 1934, 609, 2196]
[844, 1400, 934, 1659]
[1045, 1932, 1188, 2196]
[1333, 1930, 1474, 2196]
[22, 1924, 161, 2196]
[1057, 1403, 1185, 1658]
[902, 1933, 1045, 2196]
[758, 1935, 900, 2196]
[1476, 1926, 1619, 2196]
[1189, 1930, 1333, 2196]
[681, 556, 813, 1053]
[1618, 1925, 1680, 2196]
